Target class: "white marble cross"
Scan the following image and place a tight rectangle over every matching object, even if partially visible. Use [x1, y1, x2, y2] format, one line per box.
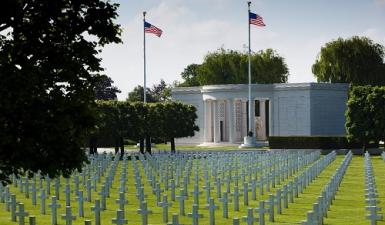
[242, 208, 257, 225]
[188, 204, 203, 225]
[137, 201, 152, 225]
[76, 190, 84, 217]
[16, 203, 29, 225]
[255, 200, 268, 225]
[167, 213, 183, 225]
[176, 189, 187, 216]
[10, 194, 17, 222]
[159, 194, 172, 223]
[205, 197, 219, 225]
[116, 192, 128, 212]
[39, 189, 46, 215]
[61, 206, 76, 225]
[49, 196, 61, 225]
[112, 209, 128, 225]
[91, 199, 101, 225]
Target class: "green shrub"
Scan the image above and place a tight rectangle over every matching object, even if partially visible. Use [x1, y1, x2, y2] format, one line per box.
[268, 136, 378, 149]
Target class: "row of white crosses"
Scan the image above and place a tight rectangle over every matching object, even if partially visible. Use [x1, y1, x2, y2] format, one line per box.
[301, 151, 352, 225]
[364, 152, 382, 225]
[140, 150, 332, 225]
[123, 150, 322, 225]
[213, 150, 337, 225]
[0, 152, 122, 225]
[0, 149, 338, 225]
[0, 150, 311, 225]
[263, 150, 337, 225]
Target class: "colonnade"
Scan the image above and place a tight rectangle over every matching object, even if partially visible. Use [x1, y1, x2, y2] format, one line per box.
[203, 98, 268, 143]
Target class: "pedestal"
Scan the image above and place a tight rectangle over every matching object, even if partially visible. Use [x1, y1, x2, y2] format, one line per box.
[239, 136, 257, 148]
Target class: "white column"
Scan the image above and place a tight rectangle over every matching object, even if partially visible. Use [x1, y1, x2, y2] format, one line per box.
[213, 100, 220, 143]
[241, 99, 248, 138]
[260, 100, 267, 140]
[203, 100, 209, 142]
[227, 99, 235, 143]
[250, 99, 255, 136]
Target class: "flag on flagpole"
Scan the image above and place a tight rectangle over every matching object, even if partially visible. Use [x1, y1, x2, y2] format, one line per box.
[144, 21, 163, 37]
[249, 12, 266, 27]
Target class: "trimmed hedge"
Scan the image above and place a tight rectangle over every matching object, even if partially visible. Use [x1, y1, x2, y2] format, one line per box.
[268, 136, 379, 149]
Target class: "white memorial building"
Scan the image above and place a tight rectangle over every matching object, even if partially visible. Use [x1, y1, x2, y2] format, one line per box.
[172, 83, 349, 144]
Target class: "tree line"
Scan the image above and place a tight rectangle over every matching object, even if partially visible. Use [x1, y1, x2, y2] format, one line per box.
[178, 48, 289, 87]
[90, 101, 199, 155]
[177, 37, 385, 88]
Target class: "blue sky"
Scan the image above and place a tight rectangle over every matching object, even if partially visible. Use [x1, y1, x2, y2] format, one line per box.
[100, 0, 385, 99]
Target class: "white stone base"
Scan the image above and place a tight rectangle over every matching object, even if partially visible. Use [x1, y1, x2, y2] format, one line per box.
[239, 136, 258, 148]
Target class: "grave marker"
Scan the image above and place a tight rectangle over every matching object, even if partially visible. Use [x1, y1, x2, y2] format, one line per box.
[188, 204, 203, 225]
[61, 206, 76, 225]
[16, 203, 29, 225]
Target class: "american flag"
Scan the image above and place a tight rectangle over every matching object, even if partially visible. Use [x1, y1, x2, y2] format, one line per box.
[144, 21, 163, 37]
[249, 12, 266, 27]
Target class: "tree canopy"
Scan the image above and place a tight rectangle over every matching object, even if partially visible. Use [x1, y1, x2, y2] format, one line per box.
[95, 101, 199, 153]
[0, 0, 121, 183]
[94, 75, 121, 100]
[312, 36, 385, 85]
[346, 86, 385, 151]
[127, 79, 171, 102]
[179, 48, 289, 86]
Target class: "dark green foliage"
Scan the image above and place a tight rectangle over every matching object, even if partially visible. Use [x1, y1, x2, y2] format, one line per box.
[179, 48, 289, 86]
[268, 136, 378, 149]
[159, 102, 200, 152]
[151, 79, 172, 102]
[179, 64, 201, 87]
[94, 75, 121, 100]
[95, 101, 199, 153]
[127, 86, 157, 103]
[346, 86, 385, 151]
[0, 0, 121, 183]
[127, 79, 171, 102]
[312, 36, 385, 85]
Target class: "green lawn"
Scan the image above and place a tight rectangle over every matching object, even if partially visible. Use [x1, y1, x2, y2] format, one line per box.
[0, 154, 384, 225]
[123, 143, 269, 151]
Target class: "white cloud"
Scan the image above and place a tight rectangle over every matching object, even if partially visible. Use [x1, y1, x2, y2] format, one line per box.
[362, 28, 385, 45]
[100, 1, 277, 100]
[374, 0, 385, 6]
[103, 1, 382, 100]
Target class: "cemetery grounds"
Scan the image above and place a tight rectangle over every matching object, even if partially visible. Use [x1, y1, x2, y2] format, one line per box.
[0, 149, 385, 225]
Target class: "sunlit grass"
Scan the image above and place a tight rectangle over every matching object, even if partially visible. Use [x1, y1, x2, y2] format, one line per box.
[0, 155, 384, 224]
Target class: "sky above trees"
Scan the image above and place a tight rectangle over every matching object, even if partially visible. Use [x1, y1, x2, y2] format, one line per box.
[100, 0, 385, 99]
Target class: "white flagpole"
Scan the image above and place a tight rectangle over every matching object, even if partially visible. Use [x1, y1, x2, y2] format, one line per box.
[247, 2, 252, 135]
[143, 11, 147, 103]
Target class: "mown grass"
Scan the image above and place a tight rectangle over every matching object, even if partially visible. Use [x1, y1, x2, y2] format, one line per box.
[123, 143, 269, 151]
[0, 155, 384, 225]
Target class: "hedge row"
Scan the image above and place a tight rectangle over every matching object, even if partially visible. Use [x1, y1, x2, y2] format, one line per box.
[268, 136, 379, 149]
[89, 101, 199, 153]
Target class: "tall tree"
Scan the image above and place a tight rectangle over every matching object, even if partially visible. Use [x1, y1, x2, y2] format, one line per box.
[345, 86, 377, 152]
[179, 48, 289, 86]
[127, 80, 171, 103]
[151, 79, 171, 102]
[127, 85, 157, 103]
[312, 36, 385, 85]
[179, 64, 200, 87]
[161, 102, 199, 152]
[94, 75, 121, 100]
[0, 0, 121, 183]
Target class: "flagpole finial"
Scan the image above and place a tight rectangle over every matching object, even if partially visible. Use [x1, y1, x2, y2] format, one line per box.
[248, 1, 251, 7]
[143, 11, 146, 18]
